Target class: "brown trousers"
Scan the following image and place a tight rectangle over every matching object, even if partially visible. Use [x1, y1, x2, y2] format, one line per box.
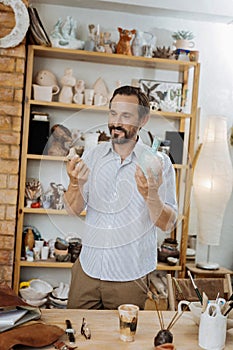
[67, 259, 149, 309]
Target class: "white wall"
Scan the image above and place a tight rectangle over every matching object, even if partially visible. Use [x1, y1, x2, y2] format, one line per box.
[32, 3, 233, 270]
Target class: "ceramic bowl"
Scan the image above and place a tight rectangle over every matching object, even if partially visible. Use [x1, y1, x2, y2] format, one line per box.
[20, 279, 53, 300]
[25, 298, 47, 307]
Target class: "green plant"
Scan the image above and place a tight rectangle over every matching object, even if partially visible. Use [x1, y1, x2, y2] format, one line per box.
[172, 30, 194, 40]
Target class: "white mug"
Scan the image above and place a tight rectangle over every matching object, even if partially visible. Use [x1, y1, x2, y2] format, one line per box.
[73, 92, 84, 104]
[174, 39, 195, 50]
[198, 303, 227, 350]
[33, 247, 40, 261]
[34, 240, 44, 252]
[94, 94, 108, 106]
[41, 246, 49, 260]
[33, 84, 59, 102]
[84, 89, 94, 105]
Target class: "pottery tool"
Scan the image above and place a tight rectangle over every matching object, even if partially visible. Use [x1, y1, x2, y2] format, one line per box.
[172, 277, 185, 299]
[187, 270, 203, 304]
[65, 319, 75, 343]
[223, 301, 233, 316]
[202, 292, 209, 313]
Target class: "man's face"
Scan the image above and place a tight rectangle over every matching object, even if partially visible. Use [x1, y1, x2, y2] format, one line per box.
[108, 94, 142, 144]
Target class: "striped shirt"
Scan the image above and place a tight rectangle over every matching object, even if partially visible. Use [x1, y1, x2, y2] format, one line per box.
[79, 139, 177, 281]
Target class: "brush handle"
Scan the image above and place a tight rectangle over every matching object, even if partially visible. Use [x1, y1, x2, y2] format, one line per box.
[195, 287, 203, 304]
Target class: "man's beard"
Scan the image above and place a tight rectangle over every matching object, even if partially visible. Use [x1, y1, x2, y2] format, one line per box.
[108, 125, 138, 144]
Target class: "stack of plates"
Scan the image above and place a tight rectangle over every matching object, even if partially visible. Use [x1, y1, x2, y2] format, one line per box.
[48, 282, 69, 309]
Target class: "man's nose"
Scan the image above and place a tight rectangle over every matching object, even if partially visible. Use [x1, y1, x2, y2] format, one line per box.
[113, 115, 123, 125]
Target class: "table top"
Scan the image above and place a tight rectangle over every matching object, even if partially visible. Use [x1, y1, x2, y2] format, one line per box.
[20, 309, 233, 349]
[186, 263, 233, 276]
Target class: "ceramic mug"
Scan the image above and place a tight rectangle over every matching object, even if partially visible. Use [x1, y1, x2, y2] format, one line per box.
[84, 88, 94, 105]
[199, 303, 227, 350]
[94, 93, 108, 106]
[41, 246, 49, 260]
[178, 300, 202, 325]
[174, 39, 195, 50]
[33, 84, 59, 102]
[178, 299, 226, 326]
[73, 92, 84, 104]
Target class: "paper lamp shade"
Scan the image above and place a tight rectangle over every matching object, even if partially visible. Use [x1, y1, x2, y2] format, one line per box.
[193, 116, 233, 245]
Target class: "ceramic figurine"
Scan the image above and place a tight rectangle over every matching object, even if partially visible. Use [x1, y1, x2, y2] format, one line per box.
[116, 27, 136, 55]
[84, 24, 96, 51]
[50, 16, 85, 50]
[59, 68, 76, 104]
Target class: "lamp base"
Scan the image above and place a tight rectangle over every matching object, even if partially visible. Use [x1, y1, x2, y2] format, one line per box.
[196, 261, 220, 270]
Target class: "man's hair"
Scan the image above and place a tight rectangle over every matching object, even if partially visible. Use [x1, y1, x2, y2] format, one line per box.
[109, 85, 150, 119]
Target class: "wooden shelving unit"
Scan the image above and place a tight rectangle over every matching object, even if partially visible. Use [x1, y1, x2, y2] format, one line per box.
[13, 45, 200, 293]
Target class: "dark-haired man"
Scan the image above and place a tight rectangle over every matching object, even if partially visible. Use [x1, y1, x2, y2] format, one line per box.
[65, 85, 177, 309]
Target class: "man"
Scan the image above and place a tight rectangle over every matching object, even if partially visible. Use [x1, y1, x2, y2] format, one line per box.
[65, 85, 177, 309]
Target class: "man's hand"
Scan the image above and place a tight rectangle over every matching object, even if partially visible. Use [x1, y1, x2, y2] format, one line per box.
[66, 155, 89, 188]
[135, 165, 162, 202]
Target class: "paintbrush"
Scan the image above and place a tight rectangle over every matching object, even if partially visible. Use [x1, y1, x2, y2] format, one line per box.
[187, 270, 203, 304]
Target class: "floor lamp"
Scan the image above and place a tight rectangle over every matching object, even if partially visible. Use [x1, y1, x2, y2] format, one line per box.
[193, 116, 233, 269]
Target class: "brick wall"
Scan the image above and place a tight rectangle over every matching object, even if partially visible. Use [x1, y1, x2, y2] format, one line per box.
[0, 0, 28, 286]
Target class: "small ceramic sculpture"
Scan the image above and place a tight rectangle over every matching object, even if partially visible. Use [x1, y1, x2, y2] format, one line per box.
[50, 16, 85, 49]
[59, 68, 76, 104]
[35, 70, 60, 93]
[116, 27, 136, 55]
[48, 124, 73, 156]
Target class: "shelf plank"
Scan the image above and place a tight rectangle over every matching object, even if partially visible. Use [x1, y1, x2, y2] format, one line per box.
[20, 259, 72, 268]
[27, 154, 66, 161]
[157, 262, 182, 271]
[19, 259, 181, 271]
[31, 45, 197, 71]
[29, 100, 191, 119]
[29, 100, 107, 111]
[23, 208, 86, 216]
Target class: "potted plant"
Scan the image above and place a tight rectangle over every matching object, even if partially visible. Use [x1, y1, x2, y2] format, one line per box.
[172, 30, 195, 50]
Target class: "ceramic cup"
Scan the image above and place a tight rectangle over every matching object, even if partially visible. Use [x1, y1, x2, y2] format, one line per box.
[178, 299, 226, 326]
[33, 84, 59, 102]
[189, 50, 199, 62]
[94, 93, 108, 106]
[34, 240, 44, 254]
[73, 92, 84, 104]
[41, 246, 49, 260]
[198, 303, 227, 350]
[118, 304, 139, 342]
[174, 39, 195, 50]
[33, 247, 40, 261]
[84, 89, 95, 105]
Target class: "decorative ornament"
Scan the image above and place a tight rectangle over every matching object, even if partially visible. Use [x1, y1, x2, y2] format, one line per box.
[0, 0, 30, 48]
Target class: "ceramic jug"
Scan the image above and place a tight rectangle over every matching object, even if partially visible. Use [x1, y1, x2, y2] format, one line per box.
[198, 303, 227, 350]
[131, 30, 144, 56]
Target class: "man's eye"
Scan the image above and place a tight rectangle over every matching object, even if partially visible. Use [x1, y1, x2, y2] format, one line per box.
[109, 111, 117, 117]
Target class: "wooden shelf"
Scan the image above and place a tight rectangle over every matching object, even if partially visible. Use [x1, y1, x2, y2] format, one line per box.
[19, 259, 72, 268]
[29, 99, 191, 119]
[23, 208, 86, 216]
[31, 45, 198, 71]
[19, 259, 182, 271]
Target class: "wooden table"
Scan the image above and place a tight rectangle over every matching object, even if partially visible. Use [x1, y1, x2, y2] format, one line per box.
[186, 263, 233, 278]
[20, 309, 233, 349]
